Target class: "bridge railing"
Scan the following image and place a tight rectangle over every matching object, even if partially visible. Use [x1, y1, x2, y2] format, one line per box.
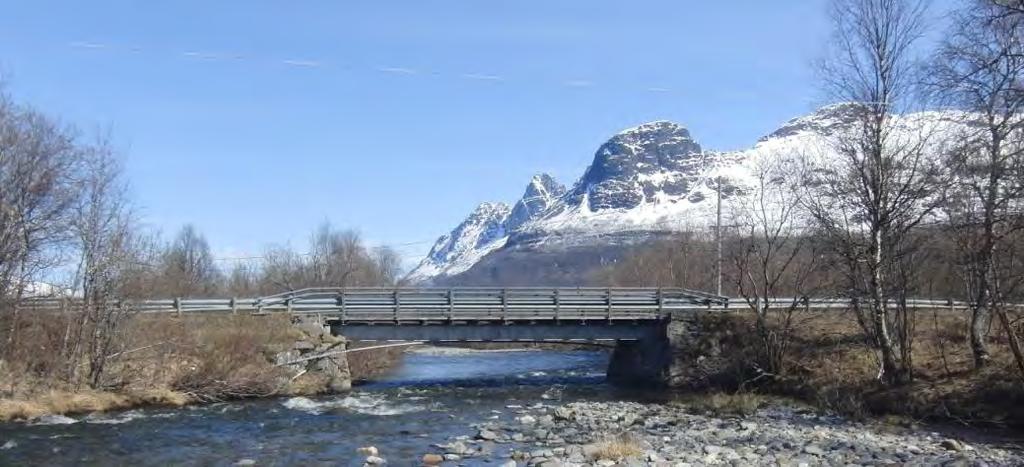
[18, 289, 1017, 322]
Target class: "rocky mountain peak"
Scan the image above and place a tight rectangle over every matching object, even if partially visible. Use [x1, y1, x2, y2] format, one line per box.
[507, 173, 566, 231]
[466, 201, 510, 223]
[421, 201, 509, 265]
[566, 120, 704, 211]
[762, 103, 868, 141]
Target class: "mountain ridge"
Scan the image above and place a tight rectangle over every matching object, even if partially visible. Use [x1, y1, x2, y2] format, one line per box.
[405, 105, 960, 285]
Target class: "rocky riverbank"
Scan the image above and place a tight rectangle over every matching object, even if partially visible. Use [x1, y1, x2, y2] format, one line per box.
[0, 316, 407, 422]
[408, 399, 1023, 466]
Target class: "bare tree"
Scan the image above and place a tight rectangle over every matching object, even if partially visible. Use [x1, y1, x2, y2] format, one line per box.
[308, 223, 365, 287]
[0, 85, 80, 351]
[807, 0, 938, 384]
[930, 0, 1024, 369]
[730, 154, 824, 377]
[160, 224, 220, 297]
[224, 261, 260, 297]
[371, 246, 402, 286]
[259, 244, 306, 293]
[600, 229, 719, 290]
[66, 138, 144, 388]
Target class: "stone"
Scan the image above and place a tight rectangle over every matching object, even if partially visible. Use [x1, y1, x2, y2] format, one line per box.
[498, 461, 517, 467]
[940, 439, 965, 452]
[582, 443, 602, 459]
[477, 429, 499, 441]
[292, 340, 316, 351]
[420, 454, 443, 465]
[529, 449, 554, 458]
[357, 447, 379, 456]
[442, 441, 469, 455]
[443, 454, 461, 461]
[233, 460, 256, 466]
[803, 444, 826, 457]
[553, 407, 574, 420]
[704, 445, 723, 455]
[364, 456, 386, 465]
[517, 415, 537, 425]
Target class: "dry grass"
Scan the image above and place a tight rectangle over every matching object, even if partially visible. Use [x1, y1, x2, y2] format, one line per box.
[0, 312, 406, 420]
[0, 388, 190, 422]
[682, 392, 766, 417]
[165, 315, 298, 401]
[347, 341, 407, 381]
[701, 309, 1024, 426]
[586, 433, 645, 461]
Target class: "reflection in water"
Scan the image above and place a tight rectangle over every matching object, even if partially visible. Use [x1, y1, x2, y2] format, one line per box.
[0, 348, 618, 466]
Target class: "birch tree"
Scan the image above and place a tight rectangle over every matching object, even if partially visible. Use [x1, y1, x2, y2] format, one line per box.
[730, 154, 823, 377]
[930, 0, 1024, 368]
[807, 0, 939, 384]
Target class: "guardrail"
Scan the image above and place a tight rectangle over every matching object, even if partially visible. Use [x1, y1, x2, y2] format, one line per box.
[19, 288, 1009, 322]
[20, 287, 726, 320]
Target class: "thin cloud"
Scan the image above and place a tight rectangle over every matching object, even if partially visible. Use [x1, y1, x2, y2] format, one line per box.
[282, 59, 322, 68]
[69, 41, 107, 49]
[182, 51, 221, 60]
[378, 66, 418, 75]
[563, 80, 594, 87]
[461, 73, 503, 81]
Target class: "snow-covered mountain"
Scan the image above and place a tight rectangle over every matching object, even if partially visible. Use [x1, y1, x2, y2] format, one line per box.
[406, 104, 962, 285]
[406, 175, 566, 282]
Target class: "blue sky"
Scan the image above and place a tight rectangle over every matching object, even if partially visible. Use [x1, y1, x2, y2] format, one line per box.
[0, 1, 952, 268]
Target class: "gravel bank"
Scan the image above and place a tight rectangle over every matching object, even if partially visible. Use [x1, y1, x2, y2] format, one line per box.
[423, 400, 1023, 466]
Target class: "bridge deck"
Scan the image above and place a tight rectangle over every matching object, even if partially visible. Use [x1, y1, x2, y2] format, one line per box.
[269, 287, 724, 323]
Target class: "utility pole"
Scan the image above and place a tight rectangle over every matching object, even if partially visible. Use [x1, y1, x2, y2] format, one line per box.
[715, 175, 723, 296]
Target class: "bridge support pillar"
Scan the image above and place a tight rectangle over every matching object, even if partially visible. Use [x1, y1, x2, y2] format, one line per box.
[607, 335, 671, 387]
[607, 312, 729, 388]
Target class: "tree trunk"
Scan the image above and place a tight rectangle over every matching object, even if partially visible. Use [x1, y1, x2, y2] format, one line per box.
[970, 132, 1002, 369]
[995, 307, 1024, 385]
[870, 229, 905, 384]
[971, 298, 993, 368]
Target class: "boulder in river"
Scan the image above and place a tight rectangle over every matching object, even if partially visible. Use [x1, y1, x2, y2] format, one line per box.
[356, 446, 379, 456]
[477, 429, 498, 440]
[420, 453, 443, 465]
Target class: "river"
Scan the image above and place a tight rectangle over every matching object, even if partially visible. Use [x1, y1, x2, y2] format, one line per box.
[0, 348, 642, 466]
